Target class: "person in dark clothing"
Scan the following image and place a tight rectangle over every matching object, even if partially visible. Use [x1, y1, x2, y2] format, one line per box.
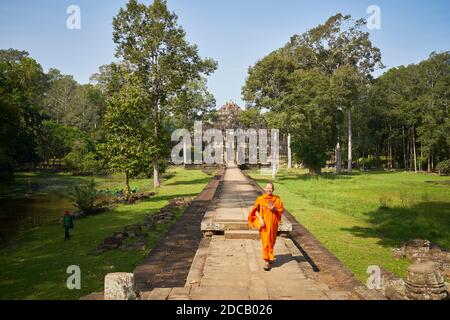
[63, 211, 74, 240]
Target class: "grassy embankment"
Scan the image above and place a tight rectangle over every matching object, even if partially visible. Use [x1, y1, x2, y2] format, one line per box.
[247, 169, 450, 283]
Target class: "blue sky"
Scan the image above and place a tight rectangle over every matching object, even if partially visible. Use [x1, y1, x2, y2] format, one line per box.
[0, 0, 449, 108]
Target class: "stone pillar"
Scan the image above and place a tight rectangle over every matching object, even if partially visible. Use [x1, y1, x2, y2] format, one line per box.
[405, 261, 448, 300]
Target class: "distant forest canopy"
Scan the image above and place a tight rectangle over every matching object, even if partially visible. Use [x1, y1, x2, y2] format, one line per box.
[242, 14, 450, 174]
[0, 48, 216, 180]
[0, 13, 449, 180]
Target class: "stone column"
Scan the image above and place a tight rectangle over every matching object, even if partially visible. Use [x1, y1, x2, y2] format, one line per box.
[405, 261, 448, 300]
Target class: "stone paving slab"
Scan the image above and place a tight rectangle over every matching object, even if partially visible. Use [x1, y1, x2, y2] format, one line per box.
[181, 235, 333, 300]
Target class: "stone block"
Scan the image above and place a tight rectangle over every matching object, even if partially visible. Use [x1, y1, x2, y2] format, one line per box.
[104, 273, 137, 300]
[140, 288, 172, 300]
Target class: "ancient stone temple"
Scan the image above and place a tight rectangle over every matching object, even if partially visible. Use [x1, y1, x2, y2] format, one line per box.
[215, 100, 242, 131]
[205, 100, 287, 164]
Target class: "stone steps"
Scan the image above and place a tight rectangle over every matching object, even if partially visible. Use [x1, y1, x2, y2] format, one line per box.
[222, 220, 249, 230]
[225, 230, 260, 240]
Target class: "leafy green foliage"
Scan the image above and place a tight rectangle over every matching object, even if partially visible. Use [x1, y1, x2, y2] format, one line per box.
[285, 70, 337, 174]
[0, 49, 48, 176]
[37, 121, 93, 163]
[44, 69, 106, 136]
[367, 52, 450, 170]
[63, 140, 105, 176]
[67, 177, 103, 214]
[436, 159, 450, 175]
[242, 13, 383, 173]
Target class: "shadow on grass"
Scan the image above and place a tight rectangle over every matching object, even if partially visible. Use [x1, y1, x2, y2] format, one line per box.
[279, 173, 353, 181]
[250, 174, 353, 186]
[161, 173, 176, 181]
[342, 201, 450, 250]
[140, 193, 199, 203]
[164, 177, 211, 186]
[248, 169, 401, 186]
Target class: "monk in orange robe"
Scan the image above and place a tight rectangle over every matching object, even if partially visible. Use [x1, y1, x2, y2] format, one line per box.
[247, 182, 284, 271]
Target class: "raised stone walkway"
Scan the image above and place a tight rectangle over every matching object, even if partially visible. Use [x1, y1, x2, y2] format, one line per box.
[140, 165, 376, 300]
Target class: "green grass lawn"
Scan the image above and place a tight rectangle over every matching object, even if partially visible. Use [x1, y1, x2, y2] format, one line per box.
[247, 169, 450, 283]
[0, 166, 212, 300]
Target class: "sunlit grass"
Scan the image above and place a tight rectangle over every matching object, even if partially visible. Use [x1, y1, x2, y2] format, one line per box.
[248, 168, 450, 283]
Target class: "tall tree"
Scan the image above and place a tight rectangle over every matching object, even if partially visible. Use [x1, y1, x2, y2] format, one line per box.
[283, 69, 336, 174]
[112, 0, 217, 187]
[286, 14, 383, 173]
[45, 69, 106, 137]
[168, 77, 216, 129]
[331, 65, 366, 172]
[101, 71, 153, 196]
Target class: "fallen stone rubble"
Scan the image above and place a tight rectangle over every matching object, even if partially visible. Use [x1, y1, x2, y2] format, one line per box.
[380, 239, 450, 300]
[96, 197, 192, 253]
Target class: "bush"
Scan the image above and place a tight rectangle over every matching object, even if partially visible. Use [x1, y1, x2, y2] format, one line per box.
[68, 178, 103, 214]
[436, 159, 450, 175]
[82, 153, 107, 175]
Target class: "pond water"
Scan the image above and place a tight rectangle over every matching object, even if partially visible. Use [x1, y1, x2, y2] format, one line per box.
[0, 193, 75, 246]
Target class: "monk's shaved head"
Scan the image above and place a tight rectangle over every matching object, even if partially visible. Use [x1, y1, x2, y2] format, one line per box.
[264, 182, 274, 191]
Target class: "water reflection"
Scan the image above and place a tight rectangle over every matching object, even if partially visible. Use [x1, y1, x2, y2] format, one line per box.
[0, 193, 75, 246]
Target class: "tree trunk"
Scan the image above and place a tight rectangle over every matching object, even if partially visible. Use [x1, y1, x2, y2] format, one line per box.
[125, 171, 131, 197]
[408, 128, 412, 171]
[402, 126, 407, 169]
[412, 126, 417, 173]
[153, 159, 160, 188]
[388, 125, 393, 169]
[419, 143, 423, 172]
[428, 156, 431, 172]
[308, 165, 321, 175]
[335, 141, 342, 174]
[287, 133, 292, 169]
[336, 120, 342, 174]
[153, 95, 161, 188]
[431, 153, 434, 171]
[347, 108, 352, 173]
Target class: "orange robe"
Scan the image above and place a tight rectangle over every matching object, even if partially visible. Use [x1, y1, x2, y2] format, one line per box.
[247, 193, 284, 261]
